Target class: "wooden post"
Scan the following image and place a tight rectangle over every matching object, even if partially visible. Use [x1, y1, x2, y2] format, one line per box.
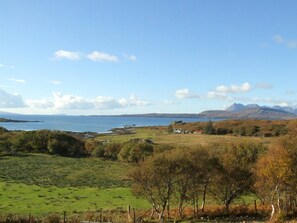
[127, 205, 131, 222]
[133, 208, 136, 223]
[63, 211, 66, 223]
[28, 214, 31, 223]
[100, 209, 103, 222]
[254, 200, 257, 214]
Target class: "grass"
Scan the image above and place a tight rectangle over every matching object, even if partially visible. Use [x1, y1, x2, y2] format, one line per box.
[0, 127, 274, 217]
[0, 154, 131, 187]
[0, 154, 149, 215]
[0, 181, 149, 215]
[95, 126, 273, 147]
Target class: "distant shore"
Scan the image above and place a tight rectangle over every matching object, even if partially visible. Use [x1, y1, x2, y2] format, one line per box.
[0, 118, 42, 123]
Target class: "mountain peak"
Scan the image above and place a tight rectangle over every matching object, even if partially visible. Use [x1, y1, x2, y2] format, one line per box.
[225, 103, 245, 112]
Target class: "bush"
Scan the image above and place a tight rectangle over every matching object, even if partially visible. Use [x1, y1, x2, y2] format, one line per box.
[92, 145, 105, 158]
[118, 141, 154, 163]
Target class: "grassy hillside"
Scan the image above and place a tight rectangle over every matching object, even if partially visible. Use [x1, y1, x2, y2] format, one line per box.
[0, 154, 131, 187]
[0, 154, 149, 215]
[0, 122, 280, 217]
[95, 126, 273, 147]
[0, 182, 149, 215]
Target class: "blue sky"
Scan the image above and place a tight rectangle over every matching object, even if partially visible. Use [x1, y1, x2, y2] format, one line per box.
[0, 0, 297, 115]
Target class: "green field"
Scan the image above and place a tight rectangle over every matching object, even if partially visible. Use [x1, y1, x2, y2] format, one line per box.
[0, 182, 149, 215]
[0, 154, 149, 216]
[95, 126, 272, 147]
[0, 128, 274, 217]
[0, 154, 131, 188]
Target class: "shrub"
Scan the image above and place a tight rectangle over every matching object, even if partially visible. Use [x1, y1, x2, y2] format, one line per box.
[91, 145, 105, 158]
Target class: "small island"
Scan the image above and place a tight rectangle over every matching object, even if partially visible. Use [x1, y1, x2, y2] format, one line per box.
[0, 118, 41, 123]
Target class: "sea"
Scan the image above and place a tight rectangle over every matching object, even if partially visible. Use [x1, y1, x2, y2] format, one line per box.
[0, 114, 210, 133]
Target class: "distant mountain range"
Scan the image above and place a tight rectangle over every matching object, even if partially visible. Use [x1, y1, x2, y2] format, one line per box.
[198, 103, 297, 120]
[1, 103, 297, 120]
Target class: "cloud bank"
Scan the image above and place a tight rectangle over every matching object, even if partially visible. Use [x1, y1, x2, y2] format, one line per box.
[173, 82, 291, 106]
[53, 50, 134, 62]
[54, 50, 81, 60]
[175, 88, 199, 99]
[25, 92, 149, 111]
[0, 89, 26, 108]
[87, 51, 118, 62]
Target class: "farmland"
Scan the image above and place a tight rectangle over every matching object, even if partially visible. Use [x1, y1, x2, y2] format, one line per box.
[0, 120, 296, 222]
[0, 154, 149, 216]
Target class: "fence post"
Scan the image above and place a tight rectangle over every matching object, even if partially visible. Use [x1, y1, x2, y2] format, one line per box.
[127, 205, 131, 222]
[100, 209, 103, 222]
[133, 208, 136, 223]
[28, 213, 31, 223]
[254, 200, 257, 214]
[63, 211, 66, 223]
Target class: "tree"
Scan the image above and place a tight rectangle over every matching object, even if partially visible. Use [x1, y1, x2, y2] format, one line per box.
[118, 141, 154, 163]
[91, 144, 105, 158]
[130, 151, 177, 222]
[104, 143, 121, 160]
[47, 132, 85, 156]
[167, 124, 174, 134]
[209, 142, 261, 213]
[203, 120, 215, 135]
[172, 146, 216, 217]
[85, 139, 102, 154]
[130, 146, 217, 220]
[254, 134, 297, 219]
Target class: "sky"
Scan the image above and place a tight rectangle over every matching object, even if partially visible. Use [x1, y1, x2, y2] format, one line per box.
[0, 0, 297, 115]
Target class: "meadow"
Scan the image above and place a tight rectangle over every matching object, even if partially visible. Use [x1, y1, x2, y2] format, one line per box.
[0, 122, 281, 221]
[0, 154, 149, 216]
[95, 125, 273, 147]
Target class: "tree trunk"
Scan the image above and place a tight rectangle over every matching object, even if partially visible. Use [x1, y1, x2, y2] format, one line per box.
[167, 198, 170, 220]
[193, 196, 199, 216]
[270, 185, 278, 220]
[271, 204, 275, 220]
[201, 182, 208, 212]
[178, 201, 184, 218]
[225, 203, 230, 214]
[195, 197, 199, 215]
[150, 205, 156, 218]
[277, 188, 281, 213]
[158, 213, 164, 223]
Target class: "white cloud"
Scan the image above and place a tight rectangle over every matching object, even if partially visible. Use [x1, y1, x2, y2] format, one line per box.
[0, 89, 26, 108]
[54, 50, 81, 60]
[26, 99, 54, 109]
[52, 92, 94, 110]
[8, 78, 26, 84]
[127, 95, 150, 106]
[94, 96, 124, 110]
[175, 88, 199, 99]
[207, 91, 228, 100]
[50, 80, 61, 85]
[26, 92, 150, 111]
[215, 82, 252, 94]
[87, 51, 118, 62]
[273, 34, 284, 44]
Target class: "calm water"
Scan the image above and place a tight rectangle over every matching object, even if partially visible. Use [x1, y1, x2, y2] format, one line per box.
[0, 114, 209, 133]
